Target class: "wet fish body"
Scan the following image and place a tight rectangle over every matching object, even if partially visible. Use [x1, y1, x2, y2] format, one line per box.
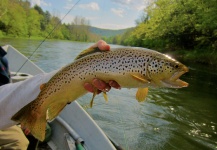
[12, 47, 188, 141]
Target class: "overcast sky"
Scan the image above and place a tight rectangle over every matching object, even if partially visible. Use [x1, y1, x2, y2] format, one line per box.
[29, 0, 151, 29]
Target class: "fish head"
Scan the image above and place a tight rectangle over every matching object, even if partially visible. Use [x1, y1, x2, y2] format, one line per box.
[147, 54, 189, 88]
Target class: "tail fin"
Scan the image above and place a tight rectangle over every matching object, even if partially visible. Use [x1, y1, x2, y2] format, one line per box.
[11, 101, 47, 141]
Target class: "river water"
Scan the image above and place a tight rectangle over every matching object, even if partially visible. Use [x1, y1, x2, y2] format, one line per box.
[1, 38, 217, 150]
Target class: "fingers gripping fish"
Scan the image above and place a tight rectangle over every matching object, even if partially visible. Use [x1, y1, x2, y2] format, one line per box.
[11, 47, 189, 141]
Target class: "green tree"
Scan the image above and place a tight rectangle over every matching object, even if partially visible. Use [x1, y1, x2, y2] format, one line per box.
[41, 11, 51, 31]
[0, 0, 100, 42]
[0, 0, 8, 19]
[48, 16, 64, 39]
[69, 16, 91, 41]
[27, 9, 42, 37]
[3, 0, 28, 36]
[122, 0, 217, 51]
[34, 5, 44, 15]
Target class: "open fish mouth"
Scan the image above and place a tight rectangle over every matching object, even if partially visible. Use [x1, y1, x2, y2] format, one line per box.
[161, 66, 189, 88]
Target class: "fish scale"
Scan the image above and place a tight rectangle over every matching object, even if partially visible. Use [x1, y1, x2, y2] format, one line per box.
[11, 47, 188, 141]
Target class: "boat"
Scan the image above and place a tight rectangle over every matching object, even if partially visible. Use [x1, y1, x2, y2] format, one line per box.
[2, 45, 120, 150]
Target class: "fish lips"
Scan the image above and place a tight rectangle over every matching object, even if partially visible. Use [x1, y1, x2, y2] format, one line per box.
[161, 67, 189, 88]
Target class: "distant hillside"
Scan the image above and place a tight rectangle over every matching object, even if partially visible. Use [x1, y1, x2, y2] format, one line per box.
[89, 26, 131, 37]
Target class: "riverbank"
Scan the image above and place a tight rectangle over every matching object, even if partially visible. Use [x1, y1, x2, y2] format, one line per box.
[165, 49, 217, 68]
[0, 35, 44, 40]
[1, 37, 216, 68]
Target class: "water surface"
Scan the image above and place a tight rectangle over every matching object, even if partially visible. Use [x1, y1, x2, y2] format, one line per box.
[1, 38, 217, 149]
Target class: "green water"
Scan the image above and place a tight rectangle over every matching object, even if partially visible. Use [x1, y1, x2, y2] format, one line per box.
[1, 38, 217, 150]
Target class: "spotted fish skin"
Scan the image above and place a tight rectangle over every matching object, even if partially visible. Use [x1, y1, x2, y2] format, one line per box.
[11, 47, 188, 141]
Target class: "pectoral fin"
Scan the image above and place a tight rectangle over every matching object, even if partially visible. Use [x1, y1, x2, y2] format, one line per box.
[136, 88, 149, 102]
[90, 89, 97, 108]
[131, 74, 150, 83]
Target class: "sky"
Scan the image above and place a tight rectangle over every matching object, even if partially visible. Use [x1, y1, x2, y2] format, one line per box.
[29, 0, 151, 29]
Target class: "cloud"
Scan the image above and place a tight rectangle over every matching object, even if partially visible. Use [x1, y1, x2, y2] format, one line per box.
[78, 2, 100, 11]
[111, 0, 131, 5]
[30, 0, 51, 7]
[111, 8, 125, 17]
[111, 0, 151, 11]
[30, 0, 40, 6]
[94, 23, 134, 30]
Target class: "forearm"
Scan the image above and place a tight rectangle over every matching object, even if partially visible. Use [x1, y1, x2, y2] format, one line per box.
[0, 46, 95, 129]
[0, 70, 57, 129]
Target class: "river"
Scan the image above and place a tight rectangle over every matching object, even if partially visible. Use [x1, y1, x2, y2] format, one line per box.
[0, 38, 217, 150]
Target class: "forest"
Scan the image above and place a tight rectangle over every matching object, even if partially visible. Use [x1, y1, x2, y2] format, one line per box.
[106, 0, 217, 66]
[0, 0, 217, 66]
[0, 0, 101, 42]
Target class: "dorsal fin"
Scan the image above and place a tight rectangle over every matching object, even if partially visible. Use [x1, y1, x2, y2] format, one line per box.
[90, 89, 97, 108]
[103, 92, 108, 103]
[75, 47, 104, 60]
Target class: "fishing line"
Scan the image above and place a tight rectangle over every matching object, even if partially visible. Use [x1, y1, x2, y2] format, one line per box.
[16, 0, 81, 74]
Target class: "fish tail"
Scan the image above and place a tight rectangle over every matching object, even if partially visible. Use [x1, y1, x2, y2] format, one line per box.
[11, 101, 47, 141]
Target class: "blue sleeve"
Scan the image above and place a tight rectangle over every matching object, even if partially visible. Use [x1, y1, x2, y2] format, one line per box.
[0, 46, 7, 58]
[1, 57, 9, 71]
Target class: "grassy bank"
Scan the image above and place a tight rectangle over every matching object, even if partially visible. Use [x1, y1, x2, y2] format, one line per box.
[0, 34, 44, 40]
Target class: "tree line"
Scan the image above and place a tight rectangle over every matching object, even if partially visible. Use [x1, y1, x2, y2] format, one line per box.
[1, 0, 217, 65]
[106, 0, 217, 65]
[109, 0, 217, 50]
[0, 0, 101, 42]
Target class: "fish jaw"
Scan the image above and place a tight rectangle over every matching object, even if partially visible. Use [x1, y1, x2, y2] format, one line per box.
[160, 66, 189, 88]
[161, 78, 188, 88]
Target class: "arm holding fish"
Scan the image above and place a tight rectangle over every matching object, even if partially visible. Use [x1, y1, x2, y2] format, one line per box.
[0, 40, 120, 130]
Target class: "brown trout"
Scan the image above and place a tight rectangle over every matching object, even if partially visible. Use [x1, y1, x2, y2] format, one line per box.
[12, 47, 188, 141]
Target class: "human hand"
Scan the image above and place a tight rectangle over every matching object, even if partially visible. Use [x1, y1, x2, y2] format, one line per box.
[21, 125, 31, 135]
[83, 40, 121, 94]
[89, 40, 110, 51]
[84, 79, 121, 94]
